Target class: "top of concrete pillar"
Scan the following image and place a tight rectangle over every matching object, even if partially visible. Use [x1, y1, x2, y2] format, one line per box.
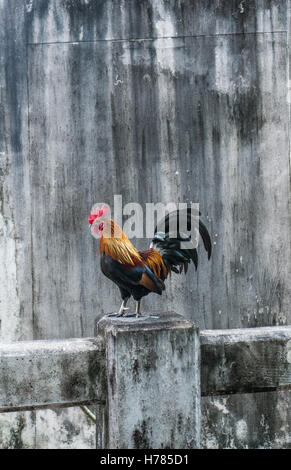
[96, 311, 196, 337]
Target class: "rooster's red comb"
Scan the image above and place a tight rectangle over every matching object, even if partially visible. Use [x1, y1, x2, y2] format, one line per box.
[88, 204, 109, 225]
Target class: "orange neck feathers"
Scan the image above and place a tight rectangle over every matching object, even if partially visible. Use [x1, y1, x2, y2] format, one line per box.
[99, 219, 142, 265]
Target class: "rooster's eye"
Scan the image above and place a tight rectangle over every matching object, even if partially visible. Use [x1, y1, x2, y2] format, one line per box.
[99, 222, 104, 231]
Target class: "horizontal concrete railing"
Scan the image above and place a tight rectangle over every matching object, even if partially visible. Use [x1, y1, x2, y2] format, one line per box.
[0, 312, 290, 448]
[0, 337, 106, 412]
[200, 325, 291, 396]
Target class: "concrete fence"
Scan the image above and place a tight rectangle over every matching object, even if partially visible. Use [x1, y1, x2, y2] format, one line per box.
[0, 312, 290, 449]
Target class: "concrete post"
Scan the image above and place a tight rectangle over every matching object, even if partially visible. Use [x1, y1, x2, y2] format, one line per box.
[96, 311, 200, 449]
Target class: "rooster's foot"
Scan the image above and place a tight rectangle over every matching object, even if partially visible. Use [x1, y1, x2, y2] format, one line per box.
[121, 312, 140, 318]
[107, 300, 141, 318]
[107, 308, 129, 317]
[107, 299, 130, 317]
[107, 311, 141, 318]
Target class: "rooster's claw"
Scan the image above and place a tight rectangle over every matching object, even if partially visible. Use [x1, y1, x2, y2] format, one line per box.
[107, 307, 129, 317]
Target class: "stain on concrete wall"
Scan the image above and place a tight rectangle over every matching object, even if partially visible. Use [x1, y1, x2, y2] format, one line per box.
[0, 211, 21, 342]
[0, 0, 290, 448]
[202, 391, 291, 449]
[0, 408, 95, 449]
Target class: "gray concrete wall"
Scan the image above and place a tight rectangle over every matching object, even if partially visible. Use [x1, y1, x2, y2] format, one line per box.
[0, 0, 290, 448]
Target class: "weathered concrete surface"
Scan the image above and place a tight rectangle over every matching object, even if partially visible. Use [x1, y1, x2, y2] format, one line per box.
[0, 323, 290, 448]
[97, 312, 200, 449]
[25, 3, 291, 334]
[201, 326, 291, 395]
[26, 18, 291, 336]
[0, 337, 106, 412]
[25, 0, 287, 44]
[202, 390, 291, 449]
[0, 0, 290, 449]
[0, 407, 96, 449]
[0, 1, 33, 344]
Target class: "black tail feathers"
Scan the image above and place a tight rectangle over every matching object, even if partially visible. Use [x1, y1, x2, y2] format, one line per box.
[150, 206, 211, 274]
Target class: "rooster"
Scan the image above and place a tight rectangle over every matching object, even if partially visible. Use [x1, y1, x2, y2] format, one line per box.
[88, 205, 211, 317]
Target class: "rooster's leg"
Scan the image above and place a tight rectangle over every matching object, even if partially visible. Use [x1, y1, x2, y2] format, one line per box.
[115, 299, 142, 318]
[108, 298, 129, 317]
[109, 299, 141, 318]
[135, 300, 141, 318]
[118, 299, 129, 316]
[122, 300, 141, 318]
